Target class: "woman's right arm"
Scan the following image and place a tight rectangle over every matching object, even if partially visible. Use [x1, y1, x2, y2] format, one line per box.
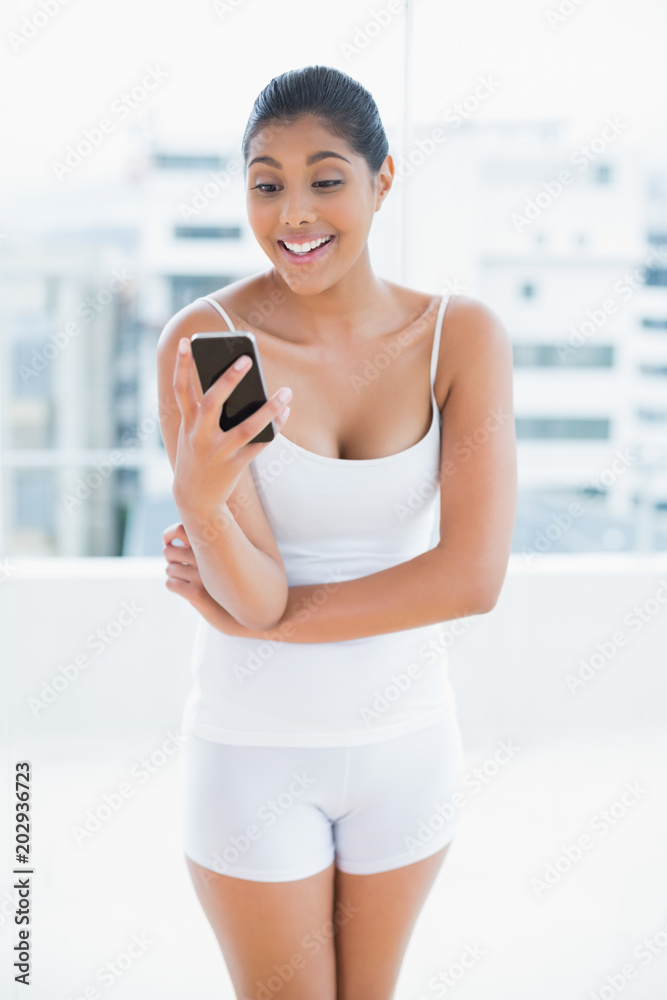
[156, 302, 290, 631]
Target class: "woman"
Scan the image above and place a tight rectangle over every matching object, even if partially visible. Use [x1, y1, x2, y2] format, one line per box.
[157, 65, 516, 1000]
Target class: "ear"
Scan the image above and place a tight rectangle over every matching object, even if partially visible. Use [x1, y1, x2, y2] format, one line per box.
[374, 153, 395, 212]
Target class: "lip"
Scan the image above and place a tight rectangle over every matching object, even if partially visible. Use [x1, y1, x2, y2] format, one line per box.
[277, 234, 336, 264]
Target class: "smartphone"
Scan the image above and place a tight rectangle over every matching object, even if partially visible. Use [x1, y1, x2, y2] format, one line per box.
[190, 331, 275, 444]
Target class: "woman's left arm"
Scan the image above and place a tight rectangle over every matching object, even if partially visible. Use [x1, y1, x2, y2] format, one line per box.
[168, 297, 518, 643]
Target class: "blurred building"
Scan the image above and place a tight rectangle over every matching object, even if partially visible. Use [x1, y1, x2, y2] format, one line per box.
[0, 117, 665, 556]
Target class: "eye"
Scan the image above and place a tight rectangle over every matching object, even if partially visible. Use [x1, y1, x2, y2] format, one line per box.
[249, 179, 343, 193]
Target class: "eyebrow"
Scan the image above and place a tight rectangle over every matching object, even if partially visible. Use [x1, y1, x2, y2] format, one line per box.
[247, 150, 351, 169]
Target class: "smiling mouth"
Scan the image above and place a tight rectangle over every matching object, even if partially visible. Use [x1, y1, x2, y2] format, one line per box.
[278, 236, 335, 256]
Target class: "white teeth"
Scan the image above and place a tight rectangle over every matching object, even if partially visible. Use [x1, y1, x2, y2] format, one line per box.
[283, 236, 331, 254]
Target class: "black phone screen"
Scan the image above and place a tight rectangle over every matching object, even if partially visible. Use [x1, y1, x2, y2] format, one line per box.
[190, 332, 275, 444]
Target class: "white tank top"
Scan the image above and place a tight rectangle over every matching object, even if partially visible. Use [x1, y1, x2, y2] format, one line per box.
[180, 291, 458, 746]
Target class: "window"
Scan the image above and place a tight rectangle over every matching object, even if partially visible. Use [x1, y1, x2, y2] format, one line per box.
[516, 417, 610, 439]
[513, 344, 613, 367]
[154, 154, 226, 170]
[636, 407, 667, 422]
[641, 317, 667, 330]
[594, 164, 611, 184]
[644, 269, 667, 287]
[14, 469, 55, 534]
[12, 336, 54, 398]
[639, 363, 667, 376]
[520, 283, 536, 299]
[169, 275, 234, 314]
[174, 226, 242, 240]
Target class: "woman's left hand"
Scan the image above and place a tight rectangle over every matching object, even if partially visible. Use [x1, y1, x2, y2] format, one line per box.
[163, 522, 297, 640]
[162, 522, 243, 635]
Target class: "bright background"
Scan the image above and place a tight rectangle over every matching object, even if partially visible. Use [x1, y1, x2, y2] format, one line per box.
[1, 2, 667, 998]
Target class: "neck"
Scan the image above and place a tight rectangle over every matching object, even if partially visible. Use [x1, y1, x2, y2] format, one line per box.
[268, 246, 391, 343]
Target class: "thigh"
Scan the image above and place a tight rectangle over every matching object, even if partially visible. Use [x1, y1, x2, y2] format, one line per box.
[333, 845, 451, 1000]
[180, 735, 343, 998]
[186, 856, 338, 1000]
[331, 720, 466, 1000]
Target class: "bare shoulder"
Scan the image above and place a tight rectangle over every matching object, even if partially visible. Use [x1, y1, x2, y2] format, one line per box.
[441, 293, 512, 375]
[445, 293, 510, 342]
[440, 297, 514, 423]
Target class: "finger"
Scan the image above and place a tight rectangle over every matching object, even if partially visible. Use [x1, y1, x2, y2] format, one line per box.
[165, 562, 198, 583]
[165, 569, 205, 605]
[198, 354, 257, 430]
[162, 522, 189, 546]
[165, 576, 196, 601]
[224, 386, 292, 450]
[163, 542, 194, 564]
[172, 338, 200, 429]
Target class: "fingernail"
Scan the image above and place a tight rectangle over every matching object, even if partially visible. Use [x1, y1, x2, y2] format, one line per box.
[178, 338, 189, 354]
[278, 386, 292, 402]
[233, 355, 251, 370]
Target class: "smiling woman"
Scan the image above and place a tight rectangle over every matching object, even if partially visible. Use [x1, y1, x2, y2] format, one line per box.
[156, 64, 516, 1000]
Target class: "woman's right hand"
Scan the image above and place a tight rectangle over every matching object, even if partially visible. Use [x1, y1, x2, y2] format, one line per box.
[171, 336, 292, 513]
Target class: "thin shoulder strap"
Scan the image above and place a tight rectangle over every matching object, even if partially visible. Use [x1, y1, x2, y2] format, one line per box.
[429, 293, 451, 386]
[197, 295, 237, 331]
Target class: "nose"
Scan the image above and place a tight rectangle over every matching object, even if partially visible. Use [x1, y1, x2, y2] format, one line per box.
[278, 185, 318, 228]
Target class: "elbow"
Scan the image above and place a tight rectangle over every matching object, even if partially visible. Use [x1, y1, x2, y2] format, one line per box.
[456, 580, 502, 617]
[475, 591, 499, 615]
[247, 602, 286, 632]
[238, 613, 282, 631]
[241, 584, 289, 633]
[472, 578, 505, 615]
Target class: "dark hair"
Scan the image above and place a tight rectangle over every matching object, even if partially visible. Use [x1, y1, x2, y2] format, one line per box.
[242, 65, 389, 178]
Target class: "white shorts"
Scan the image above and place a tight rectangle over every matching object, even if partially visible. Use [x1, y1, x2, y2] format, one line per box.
[180, 718, 467, 882]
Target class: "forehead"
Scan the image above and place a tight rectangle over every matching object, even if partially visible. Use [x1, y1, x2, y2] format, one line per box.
[247, 115, 356, 162]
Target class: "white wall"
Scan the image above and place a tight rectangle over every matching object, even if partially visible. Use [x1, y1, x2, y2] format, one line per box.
[3, 554, 667, 757]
